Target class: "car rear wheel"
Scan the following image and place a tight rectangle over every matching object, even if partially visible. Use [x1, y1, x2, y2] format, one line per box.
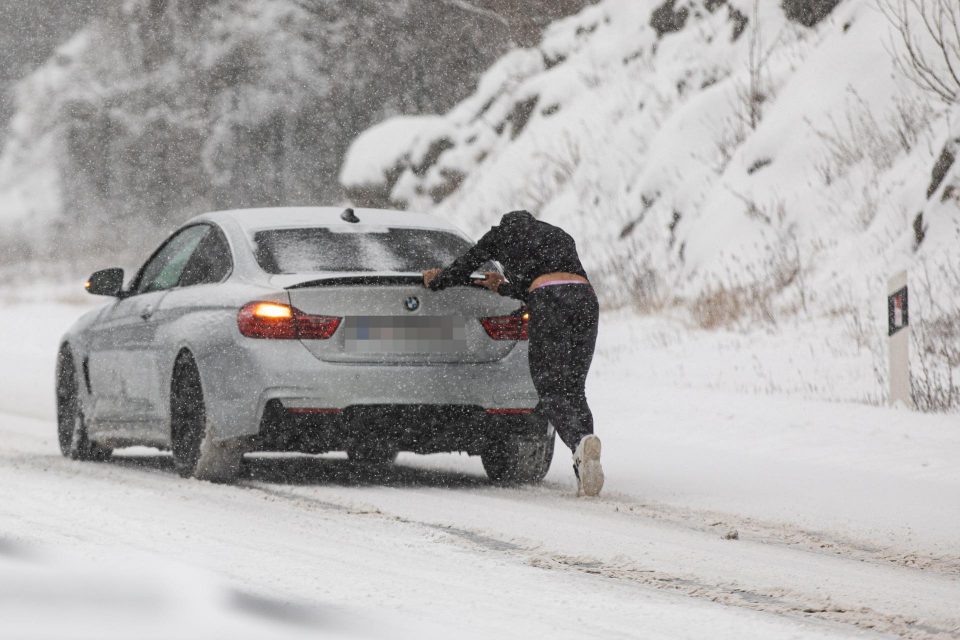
[481, 416, 555, 485]
[170, 353, 242, 483]
[56, 348, 111, 462]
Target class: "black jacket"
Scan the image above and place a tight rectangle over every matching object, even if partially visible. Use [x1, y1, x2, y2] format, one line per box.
[428, 211, 589, 301]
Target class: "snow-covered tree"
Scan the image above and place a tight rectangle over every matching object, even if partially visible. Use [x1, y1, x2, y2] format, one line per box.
[0, 0, 590, 261]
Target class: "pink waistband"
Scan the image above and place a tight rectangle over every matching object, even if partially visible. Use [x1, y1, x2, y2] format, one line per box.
[531, 280, 591, 291]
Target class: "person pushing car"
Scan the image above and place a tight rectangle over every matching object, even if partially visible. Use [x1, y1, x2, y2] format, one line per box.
[423, 210, 603, 497]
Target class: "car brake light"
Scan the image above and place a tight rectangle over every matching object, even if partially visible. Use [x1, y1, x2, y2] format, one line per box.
[238, 302, 341, 340]
[480, 312, 529, 340]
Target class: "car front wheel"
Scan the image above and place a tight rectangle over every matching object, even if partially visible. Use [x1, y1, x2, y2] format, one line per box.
[56, 347, 111, 462]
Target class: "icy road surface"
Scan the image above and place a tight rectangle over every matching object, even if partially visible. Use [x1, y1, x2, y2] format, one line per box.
[0, 301, 958, 639]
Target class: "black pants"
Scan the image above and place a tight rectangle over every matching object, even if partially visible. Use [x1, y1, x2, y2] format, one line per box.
[527, 284, 599, 453]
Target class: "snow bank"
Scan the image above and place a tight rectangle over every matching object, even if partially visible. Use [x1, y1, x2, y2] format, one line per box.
[0, 543, 351, 640]
[339, 115, 449, 207]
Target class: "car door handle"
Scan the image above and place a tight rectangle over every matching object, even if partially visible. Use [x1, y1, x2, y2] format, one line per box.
[140, 308, 154, 321]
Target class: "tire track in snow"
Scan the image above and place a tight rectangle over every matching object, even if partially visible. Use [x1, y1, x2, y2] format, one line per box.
[526, 487, 960, 578]
[8, 441, 958, 582]
[239, 482, 960, 640]
[517, 553, 957, 640]
[4, 438, 956, 640]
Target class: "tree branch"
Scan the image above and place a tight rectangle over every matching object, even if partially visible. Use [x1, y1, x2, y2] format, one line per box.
[881, 0, 960, 103]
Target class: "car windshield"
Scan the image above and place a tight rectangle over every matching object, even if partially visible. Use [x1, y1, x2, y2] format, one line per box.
[253, 227, 473, 274]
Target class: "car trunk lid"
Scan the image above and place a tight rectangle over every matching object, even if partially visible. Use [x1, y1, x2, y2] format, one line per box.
[285, 274, 523, 364]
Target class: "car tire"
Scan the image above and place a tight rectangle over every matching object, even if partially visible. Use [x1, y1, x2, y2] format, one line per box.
[56, 347, 112, 462]
[170, 353, 242, 483]
[481, 416, 555, 485]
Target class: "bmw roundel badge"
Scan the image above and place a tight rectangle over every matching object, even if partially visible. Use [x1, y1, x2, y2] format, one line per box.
[404, 296, 420, 312]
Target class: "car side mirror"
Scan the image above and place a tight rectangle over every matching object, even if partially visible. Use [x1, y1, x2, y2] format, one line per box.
[85, 268, 125, 297]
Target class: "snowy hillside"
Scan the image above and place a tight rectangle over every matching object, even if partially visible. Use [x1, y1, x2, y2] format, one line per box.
[341, 0, 960, 340]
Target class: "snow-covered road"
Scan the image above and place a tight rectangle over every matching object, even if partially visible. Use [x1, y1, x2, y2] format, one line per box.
[1, 302, 958, 639]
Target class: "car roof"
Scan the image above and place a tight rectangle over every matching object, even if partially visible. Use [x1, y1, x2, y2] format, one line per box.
[190, 207, 465, 235]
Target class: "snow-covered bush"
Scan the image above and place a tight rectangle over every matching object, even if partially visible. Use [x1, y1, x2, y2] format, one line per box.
[880, 0, 960, 103]
[650, 0, 691, 37]
[908, 113, 960, 411]
[781, 0, 843, 27]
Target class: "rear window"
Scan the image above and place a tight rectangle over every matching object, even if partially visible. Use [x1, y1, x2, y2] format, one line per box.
[253, 227, 473, 274]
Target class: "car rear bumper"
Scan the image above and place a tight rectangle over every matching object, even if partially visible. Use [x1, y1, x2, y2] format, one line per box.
[252, 403, 549, 455]
[199, 339, 538, 444]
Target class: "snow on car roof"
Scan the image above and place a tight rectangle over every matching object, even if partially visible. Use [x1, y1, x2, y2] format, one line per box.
[192, 207, 464, 234]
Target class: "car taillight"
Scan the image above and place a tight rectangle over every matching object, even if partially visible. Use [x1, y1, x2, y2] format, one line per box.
[294, 311, 343, 340]
[480, 311, 529, 341]
[238, 302, 341, 340]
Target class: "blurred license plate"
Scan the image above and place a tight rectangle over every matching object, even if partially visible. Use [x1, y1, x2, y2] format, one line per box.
[344, 316, 467, 353]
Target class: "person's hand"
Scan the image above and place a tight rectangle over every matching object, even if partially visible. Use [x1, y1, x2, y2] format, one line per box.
[474, 272, 505, 293]
[422, 268, 442, 288]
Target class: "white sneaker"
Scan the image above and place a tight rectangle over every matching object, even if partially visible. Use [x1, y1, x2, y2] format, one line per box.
[573, 435, 604, 497]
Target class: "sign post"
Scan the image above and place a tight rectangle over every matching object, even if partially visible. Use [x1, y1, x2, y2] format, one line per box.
[887, 271, 912, 408]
